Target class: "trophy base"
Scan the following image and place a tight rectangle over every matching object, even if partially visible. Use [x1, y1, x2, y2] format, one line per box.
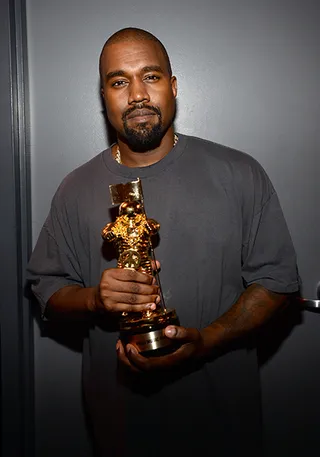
[120, 308, 180, 357]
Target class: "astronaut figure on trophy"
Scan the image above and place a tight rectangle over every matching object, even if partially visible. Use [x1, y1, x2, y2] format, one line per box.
[101, 178, 179, 357]
[102, 199, 160, 276]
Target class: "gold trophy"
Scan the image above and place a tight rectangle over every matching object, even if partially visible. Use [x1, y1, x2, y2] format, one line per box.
[101, 178, 179, 357]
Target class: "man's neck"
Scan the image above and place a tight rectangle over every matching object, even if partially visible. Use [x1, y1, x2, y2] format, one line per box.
[113, 128, 176, 168]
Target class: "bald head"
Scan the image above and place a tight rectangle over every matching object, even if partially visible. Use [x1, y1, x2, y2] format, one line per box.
[99, 27, 172, 79]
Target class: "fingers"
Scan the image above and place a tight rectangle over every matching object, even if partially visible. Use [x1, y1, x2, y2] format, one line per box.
[116, 339, 140, 373]
[107, 277, 159, 296]
[111, 268, 155, 284]
[116, 326, 202, 373]
[117, 327, 204, 373]
[151, 260, 161, 271]
[97, 268, 160, 313]
[103, 296, 159, 313]
[124, 327, 202, 371]
[125, 342, 191, 371]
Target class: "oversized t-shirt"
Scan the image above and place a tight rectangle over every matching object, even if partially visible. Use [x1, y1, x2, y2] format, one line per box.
[27, 134, 299, 457]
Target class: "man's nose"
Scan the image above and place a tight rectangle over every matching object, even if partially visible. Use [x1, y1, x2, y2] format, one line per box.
[128, 78, 150, 105]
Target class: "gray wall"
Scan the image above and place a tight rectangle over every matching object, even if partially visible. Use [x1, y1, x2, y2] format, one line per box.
[26, 0, 320, 455]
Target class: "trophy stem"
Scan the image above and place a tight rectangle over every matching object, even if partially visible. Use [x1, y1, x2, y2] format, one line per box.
[149, 241, 167, 312]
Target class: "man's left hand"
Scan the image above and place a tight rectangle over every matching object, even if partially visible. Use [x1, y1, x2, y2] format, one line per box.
[116, 326, 205, 372]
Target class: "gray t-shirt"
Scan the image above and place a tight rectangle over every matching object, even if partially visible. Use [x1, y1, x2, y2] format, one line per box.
[27, 134, 299, 456]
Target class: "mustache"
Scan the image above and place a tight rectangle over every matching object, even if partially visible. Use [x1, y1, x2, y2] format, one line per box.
[122, 104, 161, 121]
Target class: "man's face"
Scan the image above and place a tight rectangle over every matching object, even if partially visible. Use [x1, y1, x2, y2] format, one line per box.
[100, 40, 177, 151]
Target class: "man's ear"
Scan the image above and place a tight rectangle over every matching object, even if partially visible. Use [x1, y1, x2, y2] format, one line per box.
[171, 76, 178, 98]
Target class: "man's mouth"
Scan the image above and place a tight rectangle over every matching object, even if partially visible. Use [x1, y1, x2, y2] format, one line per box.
[126, 109, 157, 120]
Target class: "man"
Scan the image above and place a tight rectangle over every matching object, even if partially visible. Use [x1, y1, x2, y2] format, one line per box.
[27, 27, 299, 456]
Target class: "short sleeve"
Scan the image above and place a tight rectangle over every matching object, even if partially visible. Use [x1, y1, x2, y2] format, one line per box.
[241, 188, 300, 294]
[26, 196, 84, 316]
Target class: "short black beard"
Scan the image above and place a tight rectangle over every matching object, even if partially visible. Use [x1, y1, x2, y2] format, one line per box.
[122, 104, 164, 152]
[123, 122, 164, 152]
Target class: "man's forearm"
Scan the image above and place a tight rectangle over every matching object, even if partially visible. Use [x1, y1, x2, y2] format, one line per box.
[200, 283, 288, 356]
[46, 285, 97, 319]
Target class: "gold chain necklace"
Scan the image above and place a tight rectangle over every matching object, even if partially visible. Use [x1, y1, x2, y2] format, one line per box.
[114, 133, 179, 164]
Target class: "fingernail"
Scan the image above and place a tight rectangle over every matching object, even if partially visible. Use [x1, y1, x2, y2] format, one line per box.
[127, 345, 137, 355]
[116, 341, 120, 352]
[147, 303, 156, 310]
[155, 295, 161, 304]
[165, 326, 177, 337]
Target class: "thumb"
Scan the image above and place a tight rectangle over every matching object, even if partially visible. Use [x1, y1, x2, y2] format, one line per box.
[164, 326, 198, 342]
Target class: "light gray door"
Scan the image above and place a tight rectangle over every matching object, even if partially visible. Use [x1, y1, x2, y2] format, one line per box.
[26, 0, 320, 456]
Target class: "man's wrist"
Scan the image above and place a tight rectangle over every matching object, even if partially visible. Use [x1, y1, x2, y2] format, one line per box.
[84, 286, 101, 313]
[198, 324, 226, 360]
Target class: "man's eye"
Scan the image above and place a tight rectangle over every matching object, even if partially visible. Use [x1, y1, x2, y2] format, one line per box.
[145, 75, 160, 81]
[112, 80, 126, 87]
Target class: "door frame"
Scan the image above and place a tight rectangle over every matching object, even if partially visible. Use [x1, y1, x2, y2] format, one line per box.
[0, 0, 34, 455]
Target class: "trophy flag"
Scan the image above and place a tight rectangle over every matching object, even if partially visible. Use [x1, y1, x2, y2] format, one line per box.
[109, 178, 144, 206]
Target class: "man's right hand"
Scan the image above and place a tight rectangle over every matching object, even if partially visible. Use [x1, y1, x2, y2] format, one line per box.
[94, 268, 160, 314]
